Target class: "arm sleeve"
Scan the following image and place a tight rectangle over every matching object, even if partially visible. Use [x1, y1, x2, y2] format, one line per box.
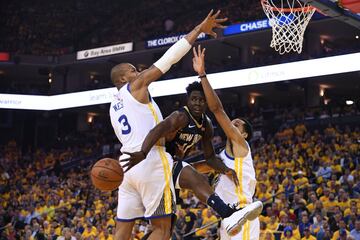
[154, 38, 192, 73]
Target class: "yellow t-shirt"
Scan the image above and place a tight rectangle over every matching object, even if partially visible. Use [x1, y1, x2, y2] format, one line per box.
[267, 221, 279, 232]
[283, 237, 299, 240]
[106, 218, 116, 228]
[295, 177, 309, 187]
[332, 230, 349, 240]
[319, 195, 329, 202]
[257, 191, 272, 203]
[292, 228, 301, 240]
[99, 234, 114, 240]
[337, 200, 350, 210]
[323, 200, 338, 211]
[306, 203, 315, 213]
[302, 236, 316, 240]
[259, 215, 271, 224]
[82, 226, 98, 237]
[55, 226, 62, 236]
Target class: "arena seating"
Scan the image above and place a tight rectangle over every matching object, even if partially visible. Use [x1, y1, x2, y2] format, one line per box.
[0, 103, 359, 239]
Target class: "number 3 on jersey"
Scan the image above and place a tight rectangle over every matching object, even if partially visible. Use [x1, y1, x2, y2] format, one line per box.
[118, 114, 131, 134]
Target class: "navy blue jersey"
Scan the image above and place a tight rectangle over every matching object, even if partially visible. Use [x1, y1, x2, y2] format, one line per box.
[167, 106, 207, 158]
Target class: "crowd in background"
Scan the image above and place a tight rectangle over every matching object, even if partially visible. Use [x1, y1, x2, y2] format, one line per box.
[0, 0, 263, 56]
[0, 101, 359, 239]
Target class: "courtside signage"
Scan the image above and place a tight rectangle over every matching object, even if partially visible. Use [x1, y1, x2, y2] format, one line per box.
[76, 42, 133, 60]
[1, 53, 359, 110]
[224, 19, 271, 36]
[146, 33, 207, 48]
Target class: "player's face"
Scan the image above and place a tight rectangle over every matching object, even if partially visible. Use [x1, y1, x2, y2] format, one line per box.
[187, 91, 206, 118]
[123, 64, 139, 82]
[232, 118, 247, 139]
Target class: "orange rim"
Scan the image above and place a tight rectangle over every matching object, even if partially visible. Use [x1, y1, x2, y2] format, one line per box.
[261, 0, 317, 12]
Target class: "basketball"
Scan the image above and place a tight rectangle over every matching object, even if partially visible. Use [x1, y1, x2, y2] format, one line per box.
[90, 158, 124, 191]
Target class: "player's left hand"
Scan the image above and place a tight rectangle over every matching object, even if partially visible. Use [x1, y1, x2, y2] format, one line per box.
[120, 151, 146, 172]
[199, 9, 228, 38]
[192, 45, 206, 75]
[225, 167, 239, 186]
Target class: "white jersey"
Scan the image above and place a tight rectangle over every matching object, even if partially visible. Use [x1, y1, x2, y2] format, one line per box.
[109, 83, 164, 153]
[215, 143, 257, 207]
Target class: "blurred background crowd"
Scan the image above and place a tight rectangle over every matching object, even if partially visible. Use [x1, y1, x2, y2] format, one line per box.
[0, 102, 359, 239]
[0, 0, 359, 239]
[0, 0, 263, 56]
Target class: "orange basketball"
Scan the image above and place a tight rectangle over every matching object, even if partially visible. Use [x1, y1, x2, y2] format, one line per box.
[90, 158, 124, 191]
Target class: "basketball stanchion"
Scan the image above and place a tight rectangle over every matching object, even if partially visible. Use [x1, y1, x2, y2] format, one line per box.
[182, 171, 330, 238]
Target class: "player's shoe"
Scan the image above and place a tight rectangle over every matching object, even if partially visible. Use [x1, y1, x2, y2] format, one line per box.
[223, 201, 263, 236]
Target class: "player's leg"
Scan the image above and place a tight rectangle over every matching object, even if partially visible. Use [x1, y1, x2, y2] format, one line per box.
[140, 149, 176, 239]
[176, 162, 235, 218]
[148, 215, 173, 240]
[114, 171, 145, 240]
[175, 161, 263, 237]
[114, 221, 135, 240]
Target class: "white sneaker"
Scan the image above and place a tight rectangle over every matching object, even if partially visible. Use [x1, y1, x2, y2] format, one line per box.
[223, 201, 263, 236]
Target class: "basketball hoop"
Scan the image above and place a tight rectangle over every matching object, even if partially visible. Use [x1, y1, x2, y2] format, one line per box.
[261, 0, 316, 54]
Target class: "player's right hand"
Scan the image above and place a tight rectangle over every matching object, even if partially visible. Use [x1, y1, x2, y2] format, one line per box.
[120, 151, 146, 172]
[199, 9, 228, 38]
[192, 45, 206, 75]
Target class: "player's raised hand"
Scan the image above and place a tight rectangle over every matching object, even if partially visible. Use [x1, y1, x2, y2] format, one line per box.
[120, 151, 146, 172]
[192, 45, 206, 75]
[199, 9, 228, 38]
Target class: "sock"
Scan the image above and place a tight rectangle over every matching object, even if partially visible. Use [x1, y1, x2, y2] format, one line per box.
[206, 193, 235, 219]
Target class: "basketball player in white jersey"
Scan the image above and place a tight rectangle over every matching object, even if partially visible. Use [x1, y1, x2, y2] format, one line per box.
[193, 45, 263, 239]
[109, 10, 228, 240]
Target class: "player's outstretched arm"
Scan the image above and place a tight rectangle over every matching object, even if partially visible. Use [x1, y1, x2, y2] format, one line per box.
[193, 46, 247, 152]
[202, 119, 239, 185]
[121, 111, 188, 172]
[132, 10, 227, 90]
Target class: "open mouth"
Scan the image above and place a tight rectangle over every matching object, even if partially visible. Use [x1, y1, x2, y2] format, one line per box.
[193, 108, 201, 114]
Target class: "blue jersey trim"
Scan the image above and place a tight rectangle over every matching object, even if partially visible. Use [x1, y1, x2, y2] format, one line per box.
[144, 213, 173, 220]
[116, 216, 144, 222]
[224, 150, 235, 160]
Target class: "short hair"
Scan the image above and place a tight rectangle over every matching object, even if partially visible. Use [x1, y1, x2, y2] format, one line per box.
[240, 118, 253, 142]
[186, 81, 204, 96]
[110, 63, 129, 85]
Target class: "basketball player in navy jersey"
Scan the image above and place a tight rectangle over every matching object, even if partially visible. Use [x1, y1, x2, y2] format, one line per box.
[109, 10, 228, 240]
[122, 63, 262, 236]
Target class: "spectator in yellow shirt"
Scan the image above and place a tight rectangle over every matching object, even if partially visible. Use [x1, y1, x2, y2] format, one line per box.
[99, 228, 114, 240]
[283, 226, 298, 240]
[82, 223, 97, 238]
[267, 215, 279, 232]
[332, 220, 349, 240]
[323, 192, 338, 213]
[294, 171, 309, 187]
[319, 187, 330, 202]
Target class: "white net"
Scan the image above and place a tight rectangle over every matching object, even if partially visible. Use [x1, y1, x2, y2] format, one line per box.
[261, 0, 315, 54]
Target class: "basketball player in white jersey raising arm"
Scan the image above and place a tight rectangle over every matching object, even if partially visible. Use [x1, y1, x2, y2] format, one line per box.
[109, 10, 228, 240]
[193, 45, 263, 239]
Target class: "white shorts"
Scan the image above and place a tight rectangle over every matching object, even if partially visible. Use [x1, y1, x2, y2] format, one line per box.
[116, 148, 176, 221]
[220, 217, 260, 240]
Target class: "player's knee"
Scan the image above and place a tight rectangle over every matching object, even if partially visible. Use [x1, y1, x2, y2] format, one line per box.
[179, 166, 206, 189]
[152, 224, 171, 239]
[151, 219, 172, 239]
